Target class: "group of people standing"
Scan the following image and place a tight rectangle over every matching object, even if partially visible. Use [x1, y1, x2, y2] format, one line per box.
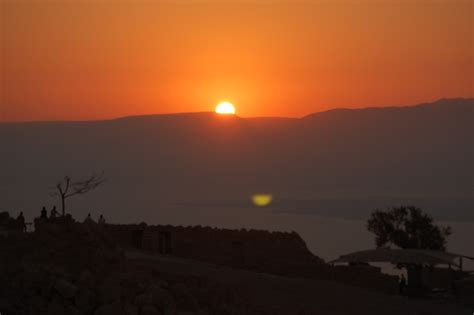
[14, 207, 108, 232]
[39, 206, 58, 220]
[84, 213, 107, 225]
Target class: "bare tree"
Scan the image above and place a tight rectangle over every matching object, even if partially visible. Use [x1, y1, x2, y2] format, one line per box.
[53, 172, 106, 217]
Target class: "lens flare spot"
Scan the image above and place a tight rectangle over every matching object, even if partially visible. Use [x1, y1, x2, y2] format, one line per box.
[251, 194, 273, 207]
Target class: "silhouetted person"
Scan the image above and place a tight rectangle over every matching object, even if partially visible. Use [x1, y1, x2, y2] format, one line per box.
[399, 274, 407, 294]
[40, 207, 48, 220]
[98, 214, 106, 225]
[84, 213, 94, 224]
[16, 212, 26, 232]
[50, 206, 58, 219]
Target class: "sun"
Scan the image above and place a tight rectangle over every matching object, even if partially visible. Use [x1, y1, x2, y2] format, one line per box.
[215, 102, 236, 115]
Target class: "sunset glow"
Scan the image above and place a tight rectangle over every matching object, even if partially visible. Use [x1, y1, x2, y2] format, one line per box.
[0, 1, 472, 121]
[0, 1, 473, 310]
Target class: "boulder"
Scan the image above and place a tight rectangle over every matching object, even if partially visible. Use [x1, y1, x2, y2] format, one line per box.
[47, 302, 65, 315]
[134, 293, 153, 307]
[155, 280, 169, 289]
[29, 295, 47, 313]
[171, 283, 198, 311]
[64, 305, 81, 315]
[78, 270, 95, 288]
[54, 279, 78, 299]
[150, 284, 173, 308]
[74, 288, 95, 311]
[124, 303, 139, 315]
[141, 304, 159, 315]
[175, 311, 200, 315]
[99, 283, 123, 304]
[40, 275, 56, 297]
[94, 301, 125, 315]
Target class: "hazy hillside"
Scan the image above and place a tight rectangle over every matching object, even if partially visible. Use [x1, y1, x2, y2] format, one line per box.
[1, 98, 473, 222]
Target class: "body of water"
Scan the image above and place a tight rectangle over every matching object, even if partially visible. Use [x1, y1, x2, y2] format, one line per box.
[133, 206, 474, 272]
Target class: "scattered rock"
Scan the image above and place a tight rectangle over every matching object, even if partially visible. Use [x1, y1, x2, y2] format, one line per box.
[47, 302, 65, 315]
[74, 287, 95, 311]
[64, 305, 81, 315]
[171, 283, 199, 311]
[141, 304, 160, 315]
[124, 302, 139, 315]
[99, 283, 123, 304]
[78, 269, 95, 288]
[175, 311, 200, 315]
[134, 292, 153, 306]
[151, 284, 173, 308]
[94, 301, 124, 315]
[54, 279, 78, 299]
[29, 295, 47, 313]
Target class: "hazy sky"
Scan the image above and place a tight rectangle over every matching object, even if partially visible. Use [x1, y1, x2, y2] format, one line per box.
[1, 0, 472, 121]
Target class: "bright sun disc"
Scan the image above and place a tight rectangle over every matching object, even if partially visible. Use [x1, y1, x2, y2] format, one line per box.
[215, 102, 236, 115]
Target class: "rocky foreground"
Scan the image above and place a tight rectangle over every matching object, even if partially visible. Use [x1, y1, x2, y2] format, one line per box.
[0, 217, 471, 315]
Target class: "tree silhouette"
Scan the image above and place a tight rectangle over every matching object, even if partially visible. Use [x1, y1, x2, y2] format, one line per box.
[367, 206, 451, 250]
[53, 172, 105, 217]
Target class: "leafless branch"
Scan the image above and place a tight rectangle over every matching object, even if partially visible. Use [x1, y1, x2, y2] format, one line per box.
[52, 172, 106, 216]
[65, 172, 105, 197]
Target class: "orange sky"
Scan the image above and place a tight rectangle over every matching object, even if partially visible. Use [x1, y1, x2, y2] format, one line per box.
[1, 0, 472, 121]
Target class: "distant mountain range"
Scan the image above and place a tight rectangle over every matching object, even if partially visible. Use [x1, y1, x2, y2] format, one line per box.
[1, 98, 473, 221]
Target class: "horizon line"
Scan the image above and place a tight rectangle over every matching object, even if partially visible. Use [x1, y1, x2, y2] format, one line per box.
[0, 97, 471, 124]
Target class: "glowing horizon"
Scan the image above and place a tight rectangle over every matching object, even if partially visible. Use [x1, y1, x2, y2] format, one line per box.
[1, 1, 472, 121]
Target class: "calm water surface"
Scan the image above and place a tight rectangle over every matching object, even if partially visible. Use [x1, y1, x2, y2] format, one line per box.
[142, 206, 474, 272]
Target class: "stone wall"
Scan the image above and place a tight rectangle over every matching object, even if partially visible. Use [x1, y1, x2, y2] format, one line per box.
[107, 224, 325, 274]
[105, 224, 399, 293]
[2, 214, 399, 294]
[0, 218, 273, 315]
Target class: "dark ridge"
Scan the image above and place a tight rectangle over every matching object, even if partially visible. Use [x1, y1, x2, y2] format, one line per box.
[302, 98, 474, 120]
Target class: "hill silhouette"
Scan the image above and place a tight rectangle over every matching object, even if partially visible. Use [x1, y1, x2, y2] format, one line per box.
[0, 98, 472, 222]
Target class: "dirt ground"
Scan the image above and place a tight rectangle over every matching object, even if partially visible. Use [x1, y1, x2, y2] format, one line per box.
[125, 250, 472, 315]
